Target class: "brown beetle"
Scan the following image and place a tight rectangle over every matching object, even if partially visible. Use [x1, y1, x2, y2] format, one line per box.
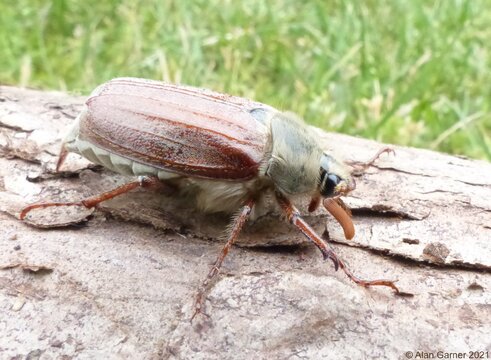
[20, 78, 398, 318]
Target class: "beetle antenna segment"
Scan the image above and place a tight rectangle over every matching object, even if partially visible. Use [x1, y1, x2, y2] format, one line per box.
[332, 197, 352, 217]
[19, 176, 163, 219]
[275, 191, 399, 293]
[192, 198, 255, 322]
[323, 198, 355, 240]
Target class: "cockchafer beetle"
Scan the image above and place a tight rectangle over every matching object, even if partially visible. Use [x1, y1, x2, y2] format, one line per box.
[20, 77, 399, 318]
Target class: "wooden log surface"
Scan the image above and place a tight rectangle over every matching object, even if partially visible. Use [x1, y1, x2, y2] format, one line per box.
[0, 85, 490, 359]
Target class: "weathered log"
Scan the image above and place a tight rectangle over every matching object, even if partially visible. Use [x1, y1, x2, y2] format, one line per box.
[0, 85, 490, 359]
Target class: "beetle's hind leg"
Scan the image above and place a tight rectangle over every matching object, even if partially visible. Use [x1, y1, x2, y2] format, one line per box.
[20, 176, 163, 220]
[192, 198, 255, 321]
[348, 146, 395, 176]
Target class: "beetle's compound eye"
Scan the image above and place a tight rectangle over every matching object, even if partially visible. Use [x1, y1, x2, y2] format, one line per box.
[319, 152, 354, 197]
[319, 153, 340, 197]
[320, 171, 341, 197]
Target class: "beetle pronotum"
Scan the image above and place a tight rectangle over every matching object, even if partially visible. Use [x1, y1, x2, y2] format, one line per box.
[20, 78, 398, 318]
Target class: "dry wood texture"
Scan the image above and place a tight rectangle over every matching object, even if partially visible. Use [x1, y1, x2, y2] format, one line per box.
[0, 85, 490, 359]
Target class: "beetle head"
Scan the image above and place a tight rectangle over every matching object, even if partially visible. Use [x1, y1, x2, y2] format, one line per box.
[319, 153, 355, 197]
[266, 112, 355, 198]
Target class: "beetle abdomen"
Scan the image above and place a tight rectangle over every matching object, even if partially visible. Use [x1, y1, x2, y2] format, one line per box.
[64, 110, 180, 180]
[77, 78, 272, 180]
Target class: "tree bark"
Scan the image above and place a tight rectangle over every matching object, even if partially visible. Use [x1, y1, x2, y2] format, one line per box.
[1, 85, 490, 359]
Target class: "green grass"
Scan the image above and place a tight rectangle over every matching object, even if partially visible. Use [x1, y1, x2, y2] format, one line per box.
[1, 0, 490, 160]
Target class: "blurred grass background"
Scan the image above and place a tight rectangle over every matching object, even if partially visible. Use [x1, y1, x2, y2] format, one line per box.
[1, 0, 490, 160]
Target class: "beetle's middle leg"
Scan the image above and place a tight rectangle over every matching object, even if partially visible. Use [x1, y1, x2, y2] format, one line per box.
[20, 176, 163, 219]
[192, 198, 255, 321]
[275, 191, 399, 293]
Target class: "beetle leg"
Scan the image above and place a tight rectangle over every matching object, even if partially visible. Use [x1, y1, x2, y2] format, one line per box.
[308, 195, 321, 212]
[348, 146, 395, 176]
[20, 176, 162, 220]
[334, 259, 400, 292]
[192, 198, 255, 321]
[275, 191, 340, 269]
[55, 144, 69, 172]
[275, 191, 399, 293]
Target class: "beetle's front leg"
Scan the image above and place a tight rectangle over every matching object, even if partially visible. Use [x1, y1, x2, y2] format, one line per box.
[20, 175, 163, 220]
[275, 191, 340, 269]
[348, 146, 395, 176]
[275, 191, 400, 293]
[55, 144, 69, 172]
[192, 198, 255, 321]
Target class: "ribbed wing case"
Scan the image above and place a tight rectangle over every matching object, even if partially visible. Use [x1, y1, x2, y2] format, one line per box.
[79, 78, 271, 180]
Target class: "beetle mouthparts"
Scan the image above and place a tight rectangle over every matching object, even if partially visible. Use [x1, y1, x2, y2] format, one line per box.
[334, 178, 355, 196]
